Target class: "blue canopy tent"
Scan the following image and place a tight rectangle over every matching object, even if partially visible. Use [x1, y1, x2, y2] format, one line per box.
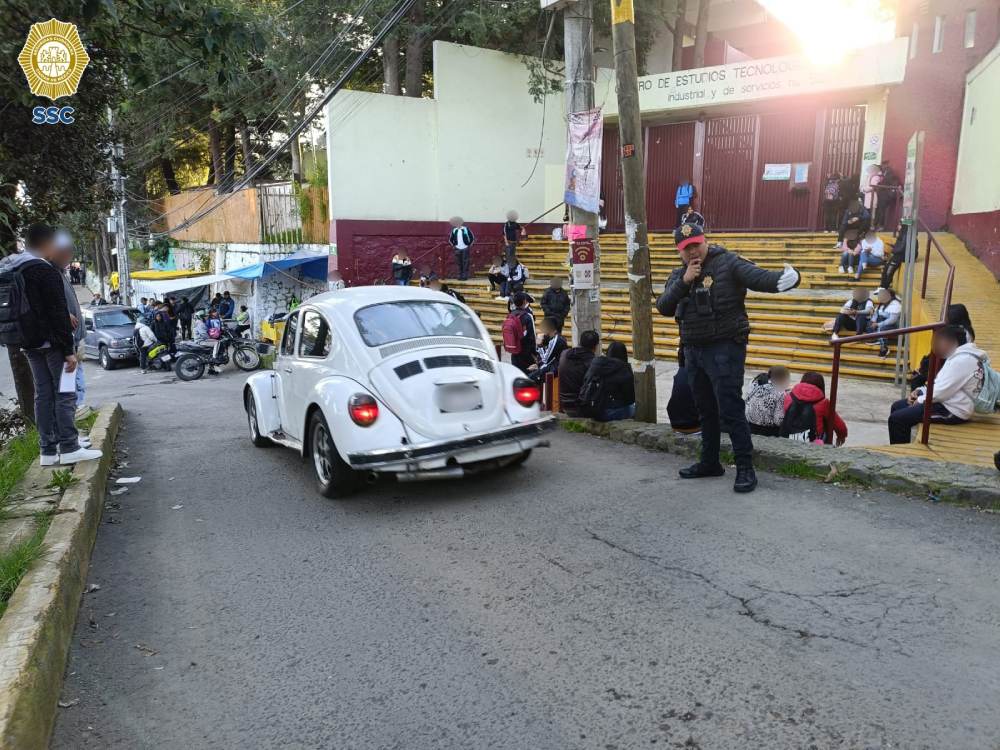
[225, 251, 329, 281]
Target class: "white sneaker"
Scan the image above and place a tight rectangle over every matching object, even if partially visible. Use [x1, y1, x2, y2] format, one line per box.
[847, 266, 854, 275]
[60, 447, 103, 465]
[40, 454, 59, 467]
[79, 437, 92, 449]
[838, 265, 845, 274]
[830, 333, 839, 341]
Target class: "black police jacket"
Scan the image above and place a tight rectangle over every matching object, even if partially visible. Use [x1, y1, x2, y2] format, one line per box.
[656, 245, 788, 345]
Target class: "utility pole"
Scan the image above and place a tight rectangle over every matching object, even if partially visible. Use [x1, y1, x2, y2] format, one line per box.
[108, 109, 131, 305]
[610, 0, 657, 422]
[563, 0, 601, 342]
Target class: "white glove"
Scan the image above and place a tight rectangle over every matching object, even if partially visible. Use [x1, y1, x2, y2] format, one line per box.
[777, 263, 800, 293]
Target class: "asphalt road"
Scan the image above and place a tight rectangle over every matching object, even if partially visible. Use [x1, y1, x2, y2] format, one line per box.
[9, 355, 996, 749]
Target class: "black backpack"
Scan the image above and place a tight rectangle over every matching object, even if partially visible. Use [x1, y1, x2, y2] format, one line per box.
[780, 394, 818, 443]
[0, 259, 44, 347]
[578, 374, 607, 418]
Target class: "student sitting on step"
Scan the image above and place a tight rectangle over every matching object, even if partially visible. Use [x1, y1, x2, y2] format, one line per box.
[782, 371, 848, 446]
[830, 288, 875, 341]
[745, 365, 791, 437]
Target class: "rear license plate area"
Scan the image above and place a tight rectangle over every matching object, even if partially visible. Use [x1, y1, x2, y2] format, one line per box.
[436, 383, 483, 413]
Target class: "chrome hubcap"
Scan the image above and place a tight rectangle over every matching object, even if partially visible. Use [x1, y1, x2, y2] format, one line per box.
[312, 423, 332, 484]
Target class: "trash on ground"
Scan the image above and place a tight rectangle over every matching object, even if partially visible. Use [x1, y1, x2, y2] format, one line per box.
[58, 699, 80, 708]
[135, 643, 158, 656]
[116, 477, 141, 485]
[85, 583, 101, 594]
[171, 504, 183, 510]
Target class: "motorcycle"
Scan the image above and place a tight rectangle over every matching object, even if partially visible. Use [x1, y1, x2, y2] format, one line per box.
[173, 328, 261, 381]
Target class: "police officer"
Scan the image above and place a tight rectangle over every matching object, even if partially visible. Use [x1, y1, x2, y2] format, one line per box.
[657, 223, 800, 493]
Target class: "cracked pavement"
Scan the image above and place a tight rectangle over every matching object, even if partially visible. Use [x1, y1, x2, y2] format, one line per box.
[32, 365, 1000, 749]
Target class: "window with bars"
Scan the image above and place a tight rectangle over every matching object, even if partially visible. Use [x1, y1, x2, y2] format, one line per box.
[964, 10, 976, 49]
[932, 15, 945, 53]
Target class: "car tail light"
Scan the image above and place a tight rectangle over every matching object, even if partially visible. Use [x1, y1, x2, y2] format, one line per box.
[513, 378, 541, 407]
[348, 394, 379, 426]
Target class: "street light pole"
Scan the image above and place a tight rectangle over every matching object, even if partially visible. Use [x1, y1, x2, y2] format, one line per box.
[563, 0, 601, 342]
[610, 0, 657, 421]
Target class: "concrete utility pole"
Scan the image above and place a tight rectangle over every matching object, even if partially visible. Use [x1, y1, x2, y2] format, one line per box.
[563, 0, 601, 342]
[108, 108, 131, 305]
[610, 0, 657, 422]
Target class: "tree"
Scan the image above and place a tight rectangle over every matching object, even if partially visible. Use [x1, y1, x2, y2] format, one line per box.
[692, 0, 709, 69]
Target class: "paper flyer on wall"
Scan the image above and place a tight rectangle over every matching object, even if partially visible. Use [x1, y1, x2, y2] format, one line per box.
[564, 108, 603, 215]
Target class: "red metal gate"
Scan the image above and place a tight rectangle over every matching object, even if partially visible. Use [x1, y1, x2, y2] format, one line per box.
[702, 115, 757, 230]
[753, 110, 817, 229]
[644, 122, 696, 231]
[601, 129, 624, 231]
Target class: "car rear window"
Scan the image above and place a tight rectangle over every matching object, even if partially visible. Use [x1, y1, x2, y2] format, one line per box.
[95, 310, 137, 327]
[354, 301, 480, 347]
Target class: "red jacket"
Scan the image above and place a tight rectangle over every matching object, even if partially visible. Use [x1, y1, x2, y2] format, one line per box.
[783, 383, 848, 443]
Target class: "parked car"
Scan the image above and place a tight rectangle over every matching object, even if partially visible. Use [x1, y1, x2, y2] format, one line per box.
[243, 287, 554, 497]
[82, 305, 138, 370]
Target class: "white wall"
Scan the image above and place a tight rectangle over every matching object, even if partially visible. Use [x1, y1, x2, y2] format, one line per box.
[952, 43, 1000, 215]
[326, 42, 566, 225]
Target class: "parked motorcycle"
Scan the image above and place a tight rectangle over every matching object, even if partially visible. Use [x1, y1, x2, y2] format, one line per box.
[174, 329, 261, 381]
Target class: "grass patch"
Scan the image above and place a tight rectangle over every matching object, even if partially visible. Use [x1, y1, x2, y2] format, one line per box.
[719, 448, 736, 466]
[76, 412, 97, 432]
[561, 420, 589, 434]
[0, 512, 51, 618]
[0, 428, 39, 510]
[46, 469, 78, 492]
[774, 460, 826, 480]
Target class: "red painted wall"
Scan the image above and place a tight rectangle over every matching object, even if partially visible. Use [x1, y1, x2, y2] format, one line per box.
[950, 211, 1000, 281]
[332, 220, 557, 286]
[883, 1, 1000, 230]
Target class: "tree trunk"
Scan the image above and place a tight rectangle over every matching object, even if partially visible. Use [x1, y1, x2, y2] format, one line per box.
[671, 0, 686, 72]
[222, 123, 237, 193]
[207, 118, 224, 190]
[693, 0, 710, 69]
[6, 346, 35, 426]
[160, 157, 181, 194]
[383, 32, 401, 95]
[238, 116, 254, 176]
[404, 1, 425, 97]
[0, 182, 18, 255]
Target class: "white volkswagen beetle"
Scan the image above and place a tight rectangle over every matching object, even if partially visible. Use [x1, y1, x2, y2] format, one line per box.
[244, 286, 554, 496]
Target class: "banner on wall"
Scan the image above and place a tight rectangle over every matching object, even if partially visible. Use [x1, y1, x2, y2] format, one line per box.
[564, 108, 603, 215]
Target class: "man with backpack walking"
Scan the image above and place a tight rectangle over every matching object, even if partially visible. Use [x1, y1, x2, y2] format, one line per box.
[656, 222, 801, 493]
[0, 224, 101, 465]
[502, 292, 536, 374]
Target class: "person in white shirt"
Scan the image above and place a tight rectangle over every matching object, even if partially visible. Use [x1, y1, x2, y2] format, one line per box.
[888, 325, 986, 443]
[134, 318, 157, 373]
[830, 287, 875, 340]
[447, 217, 474, 281]
[855, 230, 885, 281]
[871, 287, 902, 358]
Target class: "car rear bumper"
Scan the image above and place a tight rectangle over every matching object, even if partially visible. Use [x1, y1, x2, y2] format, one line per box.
[347, 416, 556, 469]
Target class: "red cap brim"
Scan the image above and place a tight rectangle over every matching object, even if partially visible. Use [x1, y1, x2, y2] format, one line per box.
[676, 236, 702, 251]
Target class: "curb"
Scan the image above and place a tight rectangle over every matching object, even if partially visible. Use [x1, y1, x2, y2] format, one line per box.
[558, 415, 1000, 507]
[0, 402, 123, 750]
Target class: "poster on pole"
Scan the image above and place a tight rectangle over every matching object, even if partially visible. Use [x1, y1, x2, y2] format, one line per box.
[900, 130, 924, 225]
[564, 108, 603, 215]
[570, 239, 595, 289]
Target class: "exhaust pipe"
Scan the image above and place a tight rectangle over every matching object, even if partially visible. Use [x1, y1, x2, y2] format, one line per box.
[396, 467, 465, 482]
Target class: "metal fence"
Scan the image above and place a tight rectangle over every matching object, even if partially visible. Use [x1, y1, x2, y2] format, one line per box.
[258, 182, 303, 244]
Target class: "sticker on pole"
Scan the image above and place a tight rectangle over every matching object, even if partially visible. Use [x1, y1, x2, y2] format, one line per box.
[571, 239, 595, 290]
[611, 0, 634, 24]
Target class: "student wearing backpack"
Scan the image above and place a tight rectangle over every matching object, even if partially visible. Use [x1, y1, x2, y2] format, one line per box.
[782, 371, 848, 445]
[888, 326, 993, 444]
[822, 172, 842, 231]
[580, 341, 636, 422]
[502, 292, 536, 373]
[745, 365, 790, 437]
[558, 329, 599, 417]
[447, 217, 475, 281]
[0, 225, 101, 465]
[674, 179, 696, 228]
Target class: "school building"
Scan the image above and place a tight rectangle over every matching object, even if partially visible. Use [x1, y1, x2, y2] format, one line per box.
[325, 0, 999, 284]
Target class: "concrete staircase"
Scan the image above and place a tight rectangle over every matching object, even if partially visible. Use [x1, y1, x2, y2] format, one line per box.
[448, 231, 899, 381]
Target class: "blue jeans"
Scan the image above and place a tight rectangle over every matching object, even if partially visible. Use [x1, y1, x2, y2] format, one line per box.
[858, 251, 882, 274]
[600, 403, 636, 422]
[685, 341, 753, 467]
[23, 348, 80, 456]
[75, 363, 85, 407]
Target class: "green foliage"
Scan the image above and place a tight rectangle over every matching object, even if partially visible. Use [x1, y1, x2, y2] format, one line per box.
[196, 249, 213, 273]
[0, 512, 52, 618]
[148, 236, 173, 266]
[0, 428, 38, 507]
[561, 420, 589, 433]
[46, 469, 79, 492]
[775, 461, 826, 480]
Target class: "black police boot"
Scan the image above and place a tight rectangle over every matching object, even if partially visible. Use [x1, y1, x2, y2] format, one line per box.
[678, 462, 726, 479]
[734, 465, 758, 493]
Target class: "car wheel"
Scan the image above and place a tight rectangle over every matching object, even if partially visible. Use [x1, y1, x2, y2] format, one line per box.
[99, 346, 116, 371]
[245, 393, 272, 448]
[309, 410, 360, 498]
[233, 346, 261, 371]
[174, 354, 206, 381]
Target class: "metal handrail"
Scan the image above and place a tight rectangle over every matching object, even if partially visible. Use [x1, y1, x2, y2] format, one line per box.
[826, 219, 956, 446]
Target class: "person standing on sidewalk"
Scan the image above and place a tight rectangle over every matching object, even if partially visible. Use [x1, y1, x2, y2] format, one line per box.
[176, 296, 194, 340]
[656, 223, 800, 493]
[0, 225, 101, 465]
[448, 217, 474, 281]
[52, 231, 87, 408]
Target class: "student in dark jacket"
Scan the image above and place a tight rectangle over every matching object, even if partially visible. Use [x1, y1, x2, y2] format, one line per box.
[558, 329, 599, 417]
[530, 316, 568, 383]
[540, 277, 571, 325]
[502, 210, 521, 263]
[177, 296, 194, 340]
[582, 341, 636, 422]
[152, 307, 175, 349]
[0, 225, 100, 465]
